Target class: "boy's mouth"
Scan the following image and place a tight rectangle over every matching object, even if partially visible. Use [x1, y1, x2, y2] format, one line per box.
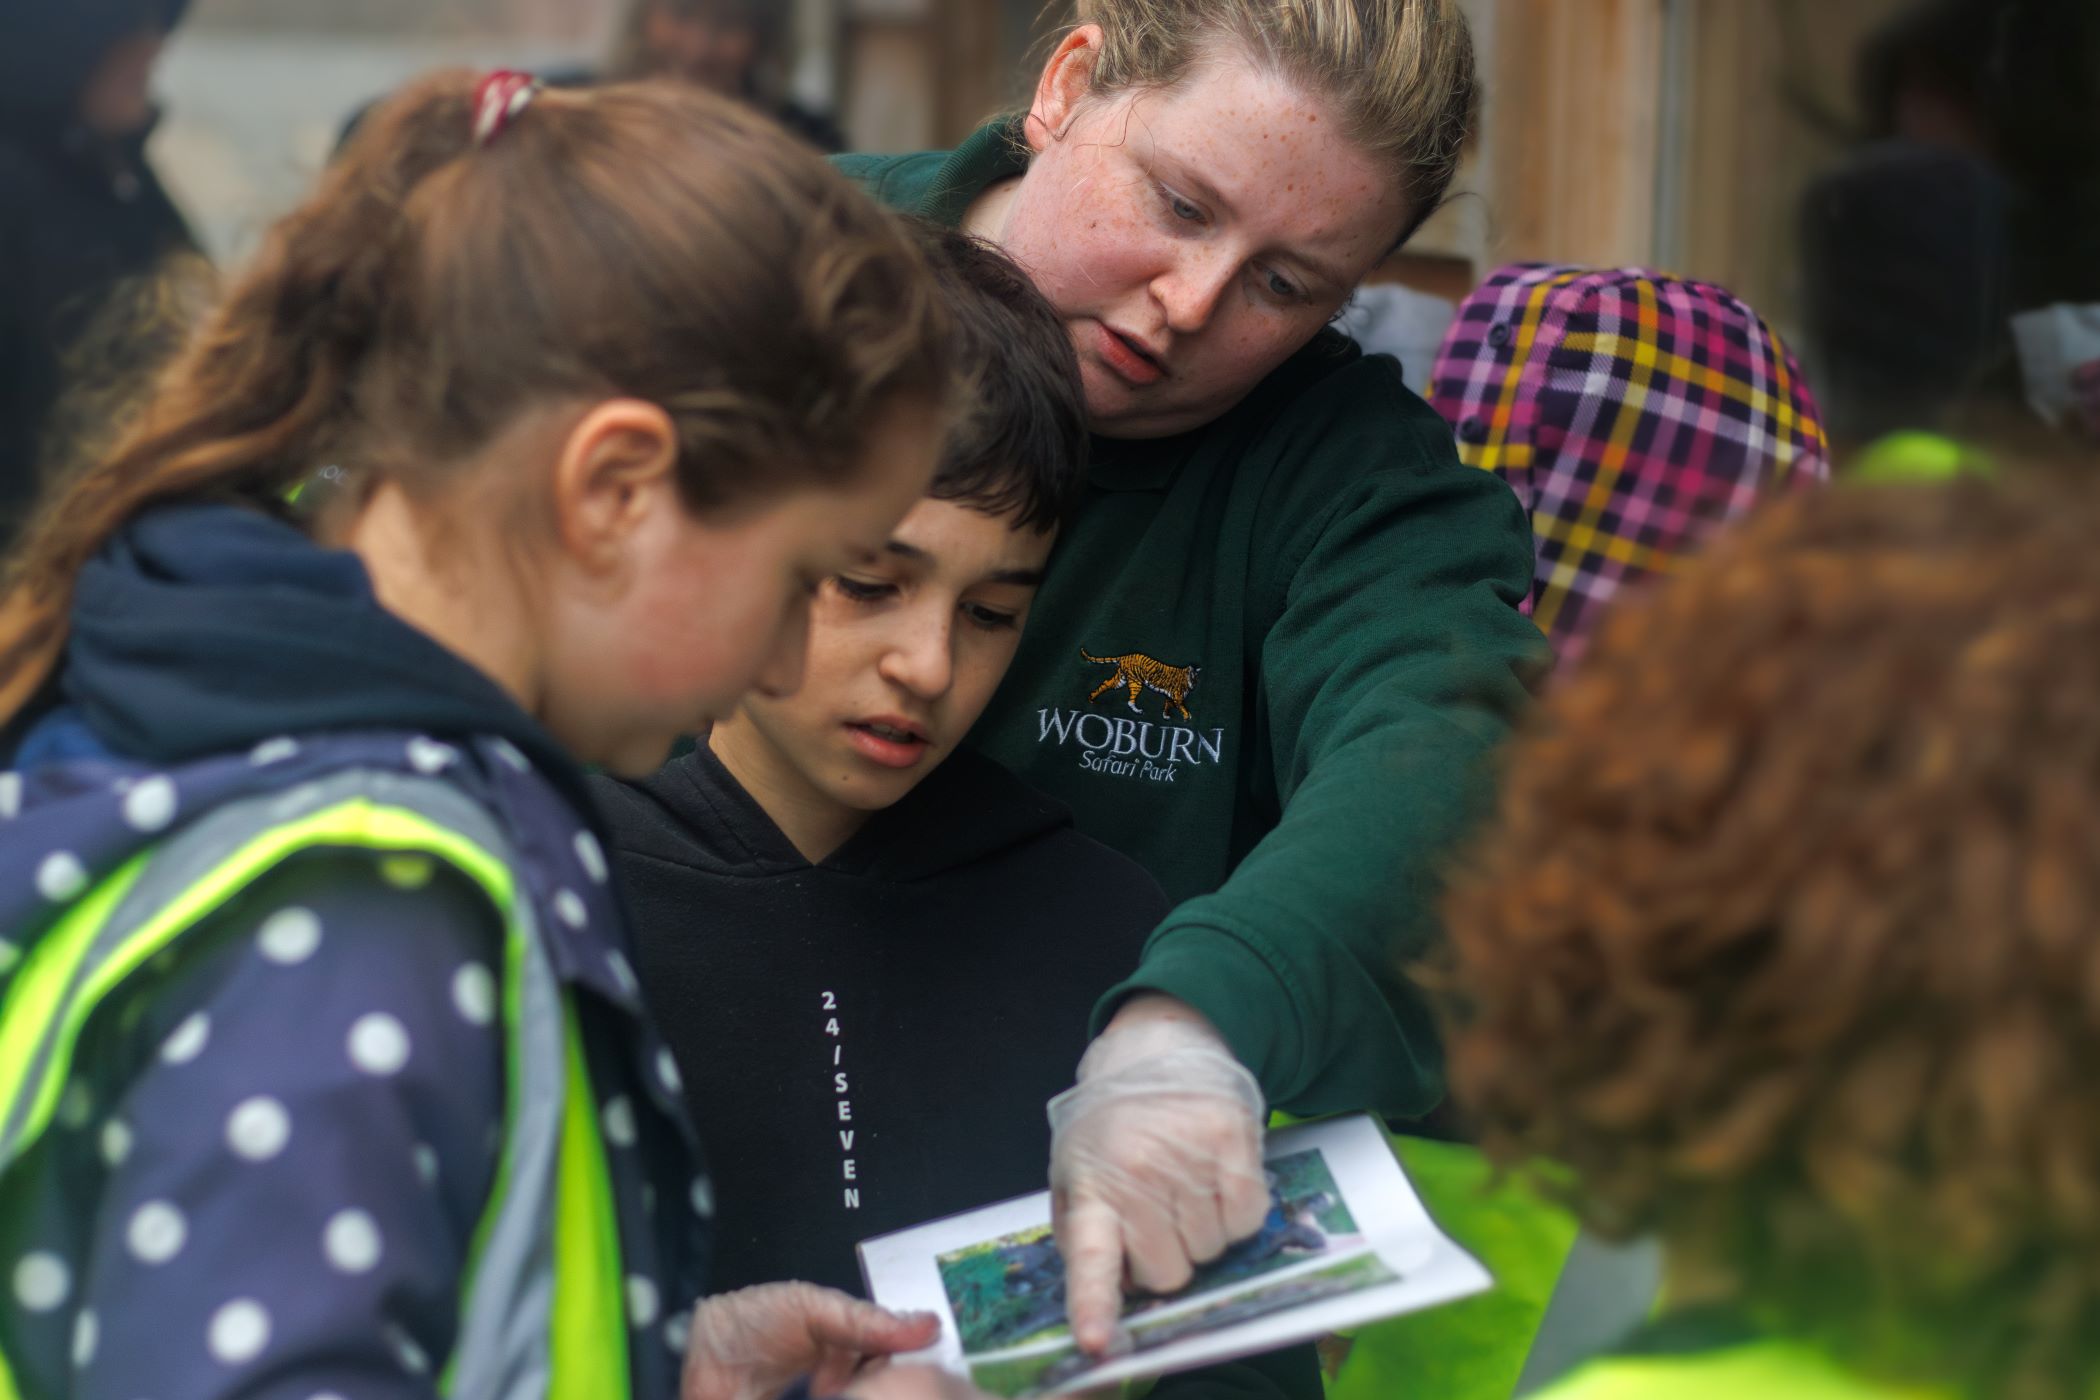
[844, 717, 932, 770]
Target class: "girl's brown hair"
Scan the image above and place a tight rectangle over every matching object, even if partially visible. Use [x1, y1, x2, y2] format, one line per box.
[1071, 0, 1477, 245]
[0, 71, 953, 724]
[1442, 480, 2100, 1399]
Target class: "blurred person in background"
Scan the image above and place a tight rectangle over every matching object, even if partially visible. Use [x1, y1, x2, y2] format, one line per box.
[0, 0, 198, 552]
[606, 0, 843, 152]
[1444, 477, 2100, 1400]
[1800, 0, 2100, 460]
[1430, 264, 1831, 667]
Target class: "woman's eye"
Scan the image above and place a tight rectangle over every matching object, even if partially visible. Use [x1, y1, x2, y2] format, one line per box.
[1163, 187, 1204, 223]
[1262, 268, 1302, 301]
[963, 604, 1019, 632]
[831, 576, 895, 603]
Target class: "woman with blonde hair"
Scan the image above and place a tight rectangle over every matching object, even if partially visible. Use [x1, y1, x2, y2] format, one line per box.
[838, 1, 1544, 1383]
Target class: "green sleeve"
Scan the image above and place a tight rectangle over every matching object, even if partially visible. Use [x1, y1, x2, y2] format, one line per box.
[1102, 383, 1546, 1118]
[828, 149, 952, 217]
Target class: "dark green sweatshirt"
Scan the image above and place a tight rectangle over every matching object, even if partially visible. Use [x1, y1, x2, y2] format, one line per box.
[838, 123, 1545, 1121]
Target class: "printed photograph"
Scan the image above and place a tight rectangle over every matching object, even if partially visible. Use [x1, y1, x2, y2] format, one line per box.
[965, 1253, 1401, 1398]
[937, 1148, 1363, 1354]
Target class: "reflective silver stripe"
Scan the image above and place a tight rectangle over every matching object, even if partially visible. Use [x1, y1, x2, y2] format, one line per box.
[3, 768, 567, 1400]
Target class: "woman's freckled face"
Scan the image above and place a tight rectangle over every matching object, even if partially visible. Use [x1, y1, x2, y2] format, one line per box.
[986, 45, 1408, 440]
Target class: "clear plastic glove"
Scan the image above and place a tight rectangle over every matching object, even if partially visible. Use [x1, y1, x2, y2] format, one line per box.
[840, 1364, 998, 1399]
[1048, 996, 1270, 1355]
[680, 1281, 940, 1400]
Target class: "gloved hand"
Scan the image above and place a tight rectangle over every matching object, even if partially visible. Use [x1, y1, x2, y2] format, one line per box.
[1048, 995, 1270, 1356]
[839, 1365, 998, 1399]
[680, 1281, 940, 1400]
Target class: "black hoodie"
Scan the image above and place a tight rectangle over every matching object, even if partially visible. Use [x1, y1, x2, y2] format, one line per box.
[0, 0, 197, 543]
[593, 742, 1167, 1295]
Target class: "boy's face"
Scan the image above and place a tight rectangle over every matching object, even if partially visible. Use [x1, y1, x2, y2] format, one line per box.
[730, 496, 1055, 813]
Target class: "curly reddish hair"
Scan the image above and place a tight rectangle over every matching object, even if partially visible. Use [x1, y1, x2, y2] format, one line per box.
[1442, 479, 2100, 1399]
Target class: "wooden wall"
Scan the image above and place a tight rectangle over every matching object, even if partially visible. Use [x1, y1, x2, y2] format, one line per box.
[1474, 0, 1912, 333]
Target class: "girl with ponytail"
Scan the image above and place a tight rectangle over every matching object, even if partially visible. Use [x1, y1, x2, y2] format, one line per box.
[0, 70, 981, 1400]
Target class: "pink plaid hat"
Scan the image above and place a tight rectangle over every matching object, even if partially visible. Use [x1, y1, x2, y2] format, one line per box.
[1430, 264, 1831, 663]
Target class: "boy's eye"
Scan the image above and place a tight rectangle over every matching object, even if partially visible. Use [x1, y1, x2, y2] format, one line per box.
[831, 575, 895, 603]
[962, 603, 1020, 632]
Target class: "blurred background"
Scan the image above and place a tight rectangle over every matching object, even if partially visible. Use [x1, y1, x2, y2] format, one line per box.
[146, 0, 2096, 458]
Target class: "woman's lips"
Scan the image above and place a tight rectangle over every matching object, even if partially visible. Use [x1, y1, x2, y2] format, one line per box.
[1094, 321, 1167, 387]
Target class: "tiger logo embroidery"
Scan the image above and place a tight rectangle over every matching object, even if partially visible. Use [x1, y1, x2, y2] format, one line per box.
[1080, 648, 1199, 721]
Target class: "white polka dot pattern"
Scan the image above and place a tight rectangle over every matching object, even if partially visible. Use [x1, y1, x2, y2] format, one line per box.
[160, 1013, 210, 1065]
[226, 1096, 291, 1161]
[574, 830, 608, 883]
[121, 776, 178, 833]
[347, 1013, 411, 1076]
[208, 1299, 271, 1365]
[386, 1323, 430, 1376]
[627, 1275, 659, 1327]
[257, 907, 322, 965]
[413, 1143, 440, 1186]
[323, 1210, 382, 1274]
[602, 1097, 637, 1149]
[126, 1201, 187, 1264]
[99, 1118, 132, 1167]
[35, 852, 87, 903]
[12, 1252, 69, 1311]
[405, 738, 457, 775]
[451, 965, 495, 1027]
[248, 736, 299, 765]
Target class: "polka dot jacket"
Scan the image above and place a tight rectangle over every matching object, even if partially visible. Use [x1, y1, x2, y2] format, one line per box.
[0, 731, 711, 1400]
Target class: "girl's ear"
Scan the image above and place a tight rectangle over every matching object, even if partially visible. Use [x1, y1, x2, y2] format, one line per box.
[1025, 24, 1105, 153]
[549, 398, 682, 576]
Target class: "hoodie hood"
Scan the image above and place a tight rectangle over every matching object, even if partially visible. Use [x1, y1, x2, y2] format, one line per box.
[41, 500, 597, 818]
[0, 0, 191, 121]
[596, 740, 1073, 883]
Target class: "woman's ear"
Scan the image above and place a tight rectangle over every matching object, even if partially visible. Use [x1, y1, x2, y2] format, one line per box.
[548, 398, 682, 576]
[1026, 24, 1104, 152]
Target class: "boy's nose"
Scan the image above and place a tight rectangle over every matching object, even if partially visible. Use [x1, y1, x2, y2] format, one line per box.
[880, 620, 954, 700]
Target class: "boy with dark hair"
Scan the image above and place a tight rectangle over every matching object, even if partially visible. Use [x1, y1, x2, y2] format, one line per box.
[595, 222, 1156, 1294]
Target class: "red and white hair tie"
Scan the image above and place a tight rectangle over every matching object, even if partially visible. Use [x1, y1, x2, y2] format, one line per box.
[472, 70, 542, 147]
